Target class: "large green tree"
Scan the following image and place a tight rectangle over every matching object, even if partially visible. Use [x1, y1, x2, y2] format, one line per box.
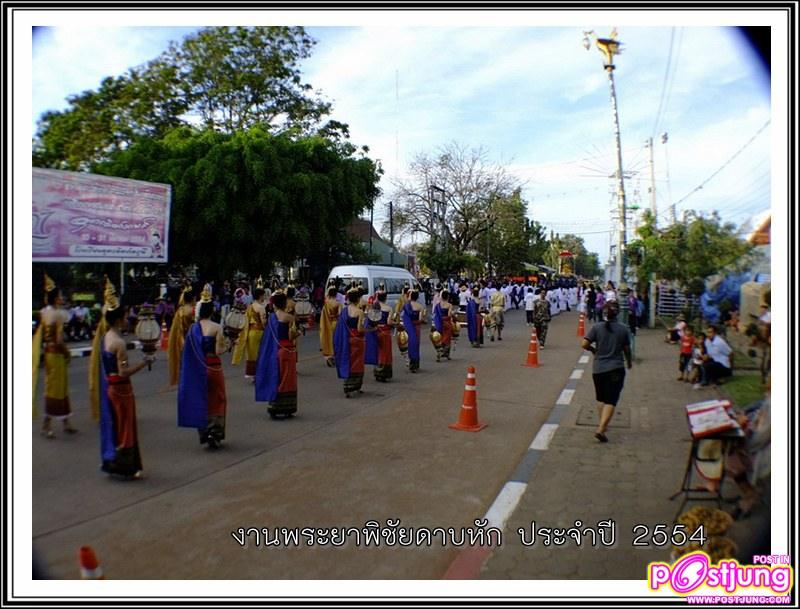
[546, 233, 603, 278]
[33, 26, 337, 170]
[94, 126, 380, 279]
[628, 210, 754, 291]
[474, 189, 548, 275]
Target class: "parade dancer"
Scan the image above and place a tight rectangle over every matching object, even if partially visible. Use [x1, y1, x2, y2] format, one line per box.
[489, 288, 505, 342]
[231, 276, 268, 381]
[395, 285, 411, 363]
[402, 290, 425, 372]
[168, 285, 196, 387]
[177, 284, 228, 449]
[319, 286, 342, 367]
[372, 290, 396, 381]
[90, 277, 150, 479]
[466, 287, 483, 348]
[432, 290, 455, 362]
[334, 288, 367, 397]
[34, 273, 77, 438]
[255, 290, 299, 418]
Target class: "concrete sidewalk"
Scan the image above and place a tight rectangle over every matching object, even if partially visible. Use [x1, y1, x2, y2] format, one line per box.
[479, 325, 769, 579]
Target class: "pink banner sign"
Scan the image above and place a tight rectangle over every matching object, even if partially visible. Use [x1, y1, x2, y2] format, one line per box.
[32, 168, 171, 262]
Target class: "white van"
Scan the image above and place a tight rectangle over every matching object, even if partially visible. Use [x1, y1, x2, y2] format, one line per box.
[326, 265, 425, 307]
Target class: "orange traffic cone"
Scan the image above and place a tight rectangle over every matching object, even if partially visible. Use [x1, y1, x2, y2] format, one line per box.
[78, 545, 104, 579]
[449, 366, 488, 432]
[577, 312, 586, 337]
[522, 328, 540, 368]
[160, 321, 169, 351]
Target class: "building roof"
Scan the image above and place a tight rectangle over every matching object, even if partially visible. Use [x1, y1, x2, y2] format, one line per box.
[347, 218, 382, 243]
[747, 211, 771, 245]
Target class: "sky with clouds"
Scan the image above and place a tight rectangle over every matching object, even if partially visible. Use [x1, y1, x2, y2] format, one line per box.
[30, 14, 774, 266]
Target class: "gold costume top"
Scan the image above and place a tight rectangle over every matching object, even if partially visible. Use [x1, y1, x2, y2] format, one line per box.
[168, 305, 195, 386]
[231, 302, 267, 366]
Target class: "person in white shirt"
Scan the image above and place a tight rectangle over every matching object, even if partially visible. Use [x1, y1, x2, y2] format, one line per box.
[524, 287, 536, 325]
[568, 286, 578, 309]
[558, 287, 568, 313]
[702, 324, 733, 386]
[604, 281, 618, 303]
[478, 283, 489, 311]
[666, 314, 687, 343]
[548, 288, 559, 317]
[458, 284, 470, 312]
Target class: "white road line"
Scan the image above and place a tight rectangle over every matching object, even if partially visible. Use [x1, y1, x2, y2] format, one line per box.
[529, 423, 559, 451]
[570, 369, 584, 380]
[556, 388, 575, 405]
[484, 481, 528, 531]
[579, 354, 590, 364]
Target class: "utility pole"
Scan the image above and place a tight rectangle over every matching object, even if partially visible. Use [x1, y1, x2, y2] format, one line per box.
[369, 204, 374, 257]
[662, 132, 676, 224]
[389, 200, 395, 267]
[584, 29, 628, 286]
[647, 137, 657, 329]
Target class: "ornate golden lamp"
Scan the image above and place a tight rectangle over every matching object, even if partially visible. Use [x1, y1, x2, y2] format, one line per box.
[135, 304, 160, 370]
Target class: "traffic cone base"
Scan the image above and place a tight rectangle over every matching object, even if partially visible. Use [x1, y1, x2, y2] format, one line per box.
[522, 328, 540, 368]
[160, 321, 169, 351]
[450, 366, 487, 432]
[79, 545, 104, 579]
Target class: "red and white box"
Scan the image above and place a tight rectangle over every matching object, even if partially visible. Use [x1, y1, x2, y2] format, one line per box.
[685, 400, 739, 439]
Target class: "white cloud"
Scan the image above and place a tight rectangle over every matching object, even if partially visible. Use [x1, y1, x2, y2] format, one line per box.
[30, 23, 774, 265]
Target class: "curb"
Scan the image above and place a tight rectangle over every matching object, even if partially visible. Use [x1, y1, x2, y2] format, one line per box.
[442, 350, 590, 580]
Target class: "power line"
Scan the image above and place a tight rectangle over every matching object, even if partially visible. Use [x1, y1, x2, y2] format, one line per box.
[652, 27, 684, 139]
[667, 120, 770, 214]
[651, 27, 676, 139]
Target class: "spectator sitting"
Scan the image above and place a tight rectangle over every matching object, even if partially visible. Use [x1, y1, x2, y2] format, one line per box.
[725, 378, 771, 520]
[701, 324, 733, 387]
[666, 314, 687, 344]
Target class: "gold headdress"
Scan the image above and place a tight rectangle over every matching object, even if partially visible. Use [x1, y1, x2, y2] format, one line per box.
[200, 283, 213, 304]
[102, 275, 120, 312]
[256, 275, 264, 290]
[178, 284, 192, 306]
[43, 273, 56, 295]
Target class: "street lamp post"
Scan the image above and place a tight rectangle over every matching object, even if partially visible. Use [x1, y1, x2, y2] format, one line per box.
[429, 184, 446, 251]
[584, 29, 628, 286]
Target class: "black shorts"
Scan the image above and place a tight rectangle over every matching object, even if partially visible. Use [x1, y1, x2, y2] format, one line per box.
[592, 368, 626, 406]
[679, 353, 691, 372]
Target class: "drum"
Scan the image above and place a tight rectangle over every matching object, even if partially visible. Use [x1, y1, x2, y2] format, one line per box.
[430, 330, 442, 346]
[397, 329, 409, 347]
[294, 300, 315, 325]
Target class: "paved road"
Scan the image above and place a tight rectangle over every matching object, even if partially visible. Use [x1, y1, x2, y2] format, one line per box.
[33, 308, 585, 579]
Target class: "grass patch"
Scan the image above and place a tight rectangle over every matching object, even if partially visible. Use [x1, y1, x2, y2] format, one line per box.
[719, 374, 764, 409]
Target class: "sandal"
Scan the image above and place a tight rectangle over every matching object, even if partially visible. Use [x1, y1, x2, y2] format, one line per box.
[594, 432, 609, 443]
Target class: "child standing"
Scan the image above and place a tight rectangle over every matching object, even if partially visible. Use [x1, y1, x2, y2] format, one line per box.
[691, 332, 709, 387]
[678, 326, 694, 381]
